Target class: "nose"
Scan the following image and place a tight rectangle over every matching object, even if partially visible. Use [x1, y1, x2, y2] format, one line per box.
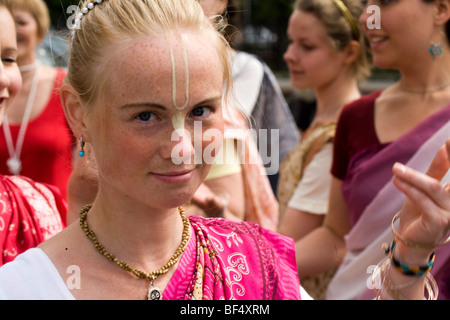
[359, 3, 371, 33]
[0, 65, 11, 95]
[283, 44, 296, 65]
[161, 128, 196, 165]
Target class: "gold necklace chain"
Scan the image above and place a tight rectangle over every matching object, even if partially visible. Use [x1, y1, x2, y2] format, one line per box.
[400, 80, 450, 94]
[79, 204, 191, 299]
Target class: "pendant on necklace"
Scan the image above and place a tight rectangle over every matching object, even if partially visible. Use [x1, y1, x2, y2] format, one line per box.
[147, 277, 162, 300]
[7, 157, 21, 175]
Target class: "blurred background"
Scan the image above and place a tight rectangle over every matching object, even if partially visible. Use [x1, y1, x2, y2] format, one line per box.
[43, 0, 295, 70]
[42, 0, 398, 131]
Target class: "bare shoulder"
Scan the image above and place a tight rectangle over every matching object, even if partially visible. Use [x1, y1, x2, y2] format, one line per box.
[38, 222, 85, 270]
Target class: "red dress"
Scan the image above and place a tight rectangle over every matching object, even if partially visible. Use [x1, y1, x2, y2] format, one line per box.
[0, 68, 74, 201]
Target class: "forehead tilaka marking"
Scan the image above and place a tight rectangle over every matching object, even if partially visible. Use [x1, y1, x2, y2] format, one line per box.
[167, 33, 190, 133]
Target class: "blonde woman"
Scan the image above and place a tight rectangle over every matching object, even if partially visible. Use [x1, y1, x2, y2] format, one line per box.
[0, 0, 447, 301]
[0, 0, 301, 300]
[277, 0, 371, 299]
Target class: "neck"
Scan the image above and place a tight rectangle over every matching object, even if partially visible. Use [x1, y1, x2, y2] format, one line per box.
[85, 192, 186, 270]
[17, 52, 37, 69]
[313, 72, 360, 123]
[399, 51, 450, 93]
[19, 60, 38, 73]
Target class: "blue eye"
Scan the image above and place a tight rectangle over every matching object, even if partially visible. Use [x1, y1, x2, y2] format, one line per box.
[137, 112, 154, 121]
[191, 106, 211, 117]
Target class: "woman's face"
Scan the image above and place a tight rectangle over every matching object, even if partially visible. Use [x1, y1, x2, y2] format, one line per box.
[360, 0, 437, 69]
[0, 7, 21, 123]
[13, 9, 41, 64]
[85, 32, 225, 209]
[283, 10, 350, 90]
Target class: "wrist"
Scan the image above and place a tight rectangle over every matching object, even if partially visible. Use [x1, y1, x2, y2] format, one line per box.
[376, 240, 436, 300]
[393, 239, 434, 267]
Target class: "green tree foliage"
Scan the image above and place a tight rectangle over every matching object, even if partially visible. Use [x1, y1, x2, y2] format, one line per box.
[241, 0, 295, 70]
[252, 0, 294, 27]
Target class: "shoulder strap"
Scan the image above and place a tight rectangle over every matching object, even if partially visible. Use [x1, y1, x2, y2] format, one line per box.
[302, 122, 336, 171]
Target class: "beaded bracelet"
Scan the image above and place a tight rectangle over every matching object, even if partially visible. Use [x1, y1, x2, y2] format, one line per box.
[383, 239, 435, 277]
[371, 256, 439, 300]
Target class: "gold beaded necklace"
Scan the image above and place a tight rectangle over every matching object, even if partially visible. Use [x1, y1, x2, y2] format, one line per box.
[79, 204, 191, 300]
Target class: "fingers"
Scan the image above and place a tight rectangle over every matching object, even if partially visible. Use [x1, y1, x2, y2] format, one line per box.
[191, 192, 226, 217]
[425, 142, 450, 181]
[391, 138, 450, 207]
[191, 194, 214, 209]
[393, 162, 450, 217]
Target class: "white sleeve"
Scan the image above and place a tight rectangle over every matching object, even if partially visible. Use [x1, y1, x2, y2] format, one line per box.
[300, 285, 314, 300]
[287, 143, 333, 215]
[0, 248, 75, 300]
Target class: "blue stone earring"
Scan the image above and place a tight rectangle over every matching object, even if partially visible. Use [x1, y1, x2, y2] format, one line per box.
[79, 137, 86, 157]
[429, 42, 444, 60]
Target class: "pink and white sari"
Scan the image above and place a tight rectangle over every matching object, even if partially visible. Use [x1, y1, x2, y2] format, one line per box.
[163, 215, 301, 300]
[327, 104, 450, 300]
[0, 175, 66, 266]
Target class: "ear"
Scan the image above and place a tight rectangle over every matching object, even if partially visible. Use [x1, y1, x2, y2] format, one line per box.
[434, 0, 450, 27]
[342, 40, 361, 66]
[60, 84, 89, 141]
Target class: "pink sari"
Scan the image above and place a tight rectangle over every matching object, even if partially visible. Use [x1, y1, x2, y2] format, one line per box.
[0, 175, 66, 266]
[327, 103, 450, 300]
[163, 215, 301, 300]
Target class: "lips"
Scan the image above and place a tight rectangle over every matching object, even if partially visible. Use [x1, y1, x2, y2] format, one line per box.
[288, 67, 305, 78]
[368, 35, 388, 50]
[291, 70, 305, 76]
[151, 169, 195, 184]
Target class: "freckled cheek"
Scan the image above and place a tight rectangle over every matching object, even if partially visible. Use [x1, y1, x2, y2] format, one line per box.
[198, 118, 224, 160]
[92, 120, 153, 172]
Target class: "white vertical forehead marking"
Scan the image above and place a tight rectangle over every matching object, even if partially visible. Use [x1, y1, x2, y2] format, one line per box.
[169, 38, 190, 111]
[172, 112, 185, 136]
[166, 32, 190, 132]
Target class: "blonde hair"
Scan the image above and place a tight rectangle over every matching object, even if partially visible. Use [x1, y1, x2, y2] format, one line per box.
[0, 0, 11, 10]
[295, 0, 372, 82]
[10, 0, 50, 40]
[66, 0, 232, 105]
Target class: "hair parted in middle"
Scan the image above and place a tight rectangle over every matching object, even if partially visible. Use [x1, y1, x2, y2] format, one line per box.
[66, 0, 232, 105]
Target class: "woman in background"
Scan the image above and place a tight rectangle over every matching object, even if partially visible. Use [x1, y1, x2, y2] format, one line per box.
[278, 0, 371, 299]
[0, 0, 73, 202]
[292, 0, 450, 300]
[0, 0, 65, 267]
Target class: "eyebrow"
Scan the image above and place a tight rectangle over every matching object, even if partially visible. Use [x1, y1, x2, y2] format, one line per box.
[120, 102, 166, 110]
[2, 47, 18, 56]
[120, 96, 223, 110]
[196, 96, 223, 106]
